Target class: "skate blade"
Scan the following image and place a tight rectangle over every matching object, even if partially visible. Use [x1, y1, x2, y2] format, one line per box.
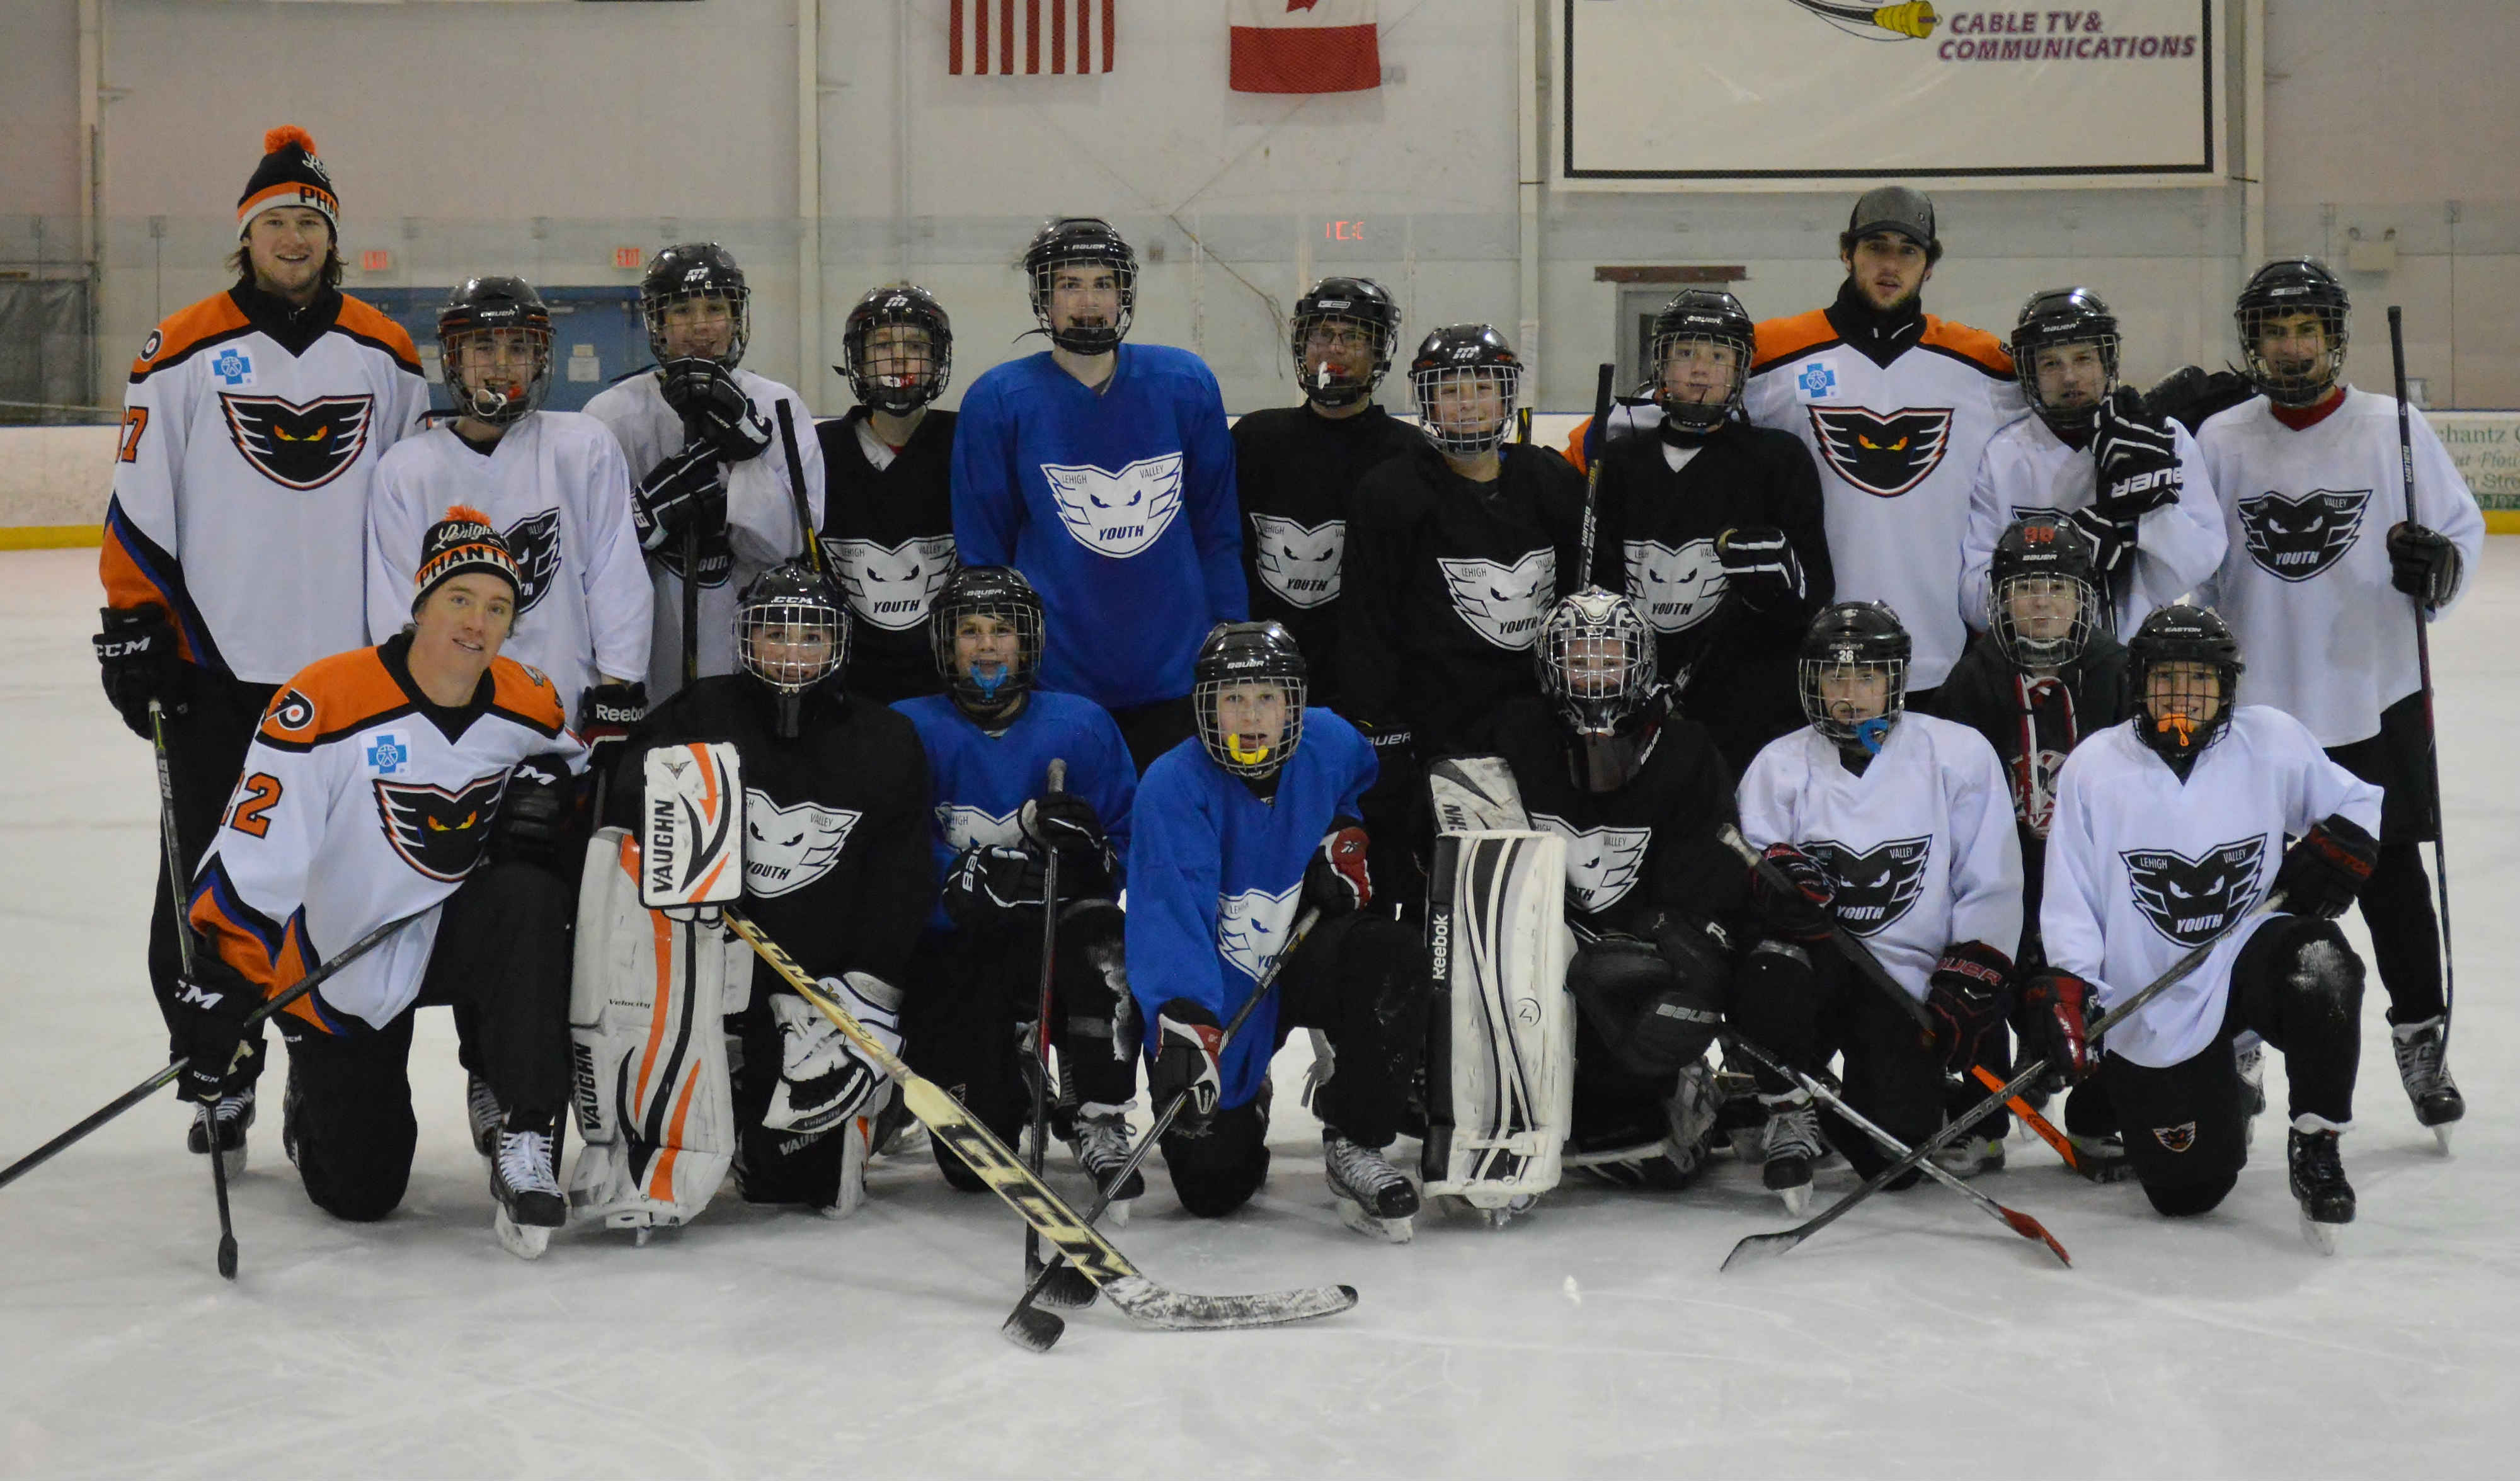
[1772, 1184, 1811, 1216]
[2298, 1213, 2340, 1257]
[2432, 1125, 2455, 1155]
[1336, 1198, 1414, 1244]
[496, 1208, 553, 1261]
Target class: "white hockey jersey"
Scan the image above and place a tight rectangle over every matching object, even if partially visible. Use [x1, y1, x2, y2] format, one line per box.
[188, 638, 583, 1033]
[2194, 387, 2486, 745]
[1961, 413, 2226, 636]
[102, 289, 432, 683]
[1737, 712, 2024, 1000]
[2041, 707, 2380, 1068]
[580, 369, 825, 700]
[1745, 309, 2029, 690]
[367, 412, 653, 721]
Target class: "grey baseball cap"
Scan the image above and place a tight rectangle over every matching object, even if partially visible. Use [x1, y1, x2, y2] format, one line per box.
[1847, 185, 1937, 248]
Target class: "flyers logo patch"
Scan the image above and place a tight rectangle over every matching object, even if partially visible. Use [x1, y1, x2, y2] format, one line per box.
[827, 534, 956, 631]
[1806, 835, 1933, 937]
[1043, 455, 1184, 558]
[1808, 406, 1953, 498]
[501, 509, 563, 615]
[1217, 883, 1303, 984]
[266, 688, 316, 733]
[1533, 814, 1653, 915]
[219, 392, 375, 490]
[743, 790, 861, 898]
[1249, 513, 1344, 609]
[2237, 489, 2371, 583]
[2123, 837, 2267, 947]
[1622, 537, 1726, 634]
[374, 771, 508, 882]
[937, 804, 1024, 852]
[1436, 549, 1557, 651]
[2153, 1122, 2197, 1153]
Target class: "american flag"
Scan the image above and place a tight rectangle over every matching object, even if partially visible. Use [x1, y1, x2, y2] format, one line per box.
[949, 0, 1114, 76]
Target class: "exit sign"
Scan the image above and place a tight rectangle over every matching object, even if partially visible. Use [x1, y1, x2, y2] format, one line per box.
[613, 246, 644, 270]
[1324, 220, 1366, 241]
[359, 249, 391, 272]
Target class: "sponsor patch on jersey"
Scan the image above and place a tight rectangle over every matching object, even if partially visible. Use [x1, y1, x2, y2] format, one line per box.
[364, 731, 409, 775]
[374, 770, 508, 883]
[1796, 361, 1837, 400]
[500, 509, 563, 615]
[1622, 537, 1727, 634]
[1533, 814, 1653, 915]
[743, 791, 861, 898]
[1436, 549, 1557, 651]
[1043, 454, 1186, 559]
[1806, 834, 1933, 937]
[1807, 406, 1954, 498]
[938, 803, 1024, 852]
[1218, 883, 1303, 984]
[1249, 513, 1346, 610]
[210, 347, 256, 389]
[2236, 489, 2371, 583]
[266, 687, 316, 733]
[828, 534, 957, 631]
[2153, 1121, 2197, 1153]
[2122, 836, 2267, 947]
[219, 392, 376, 491]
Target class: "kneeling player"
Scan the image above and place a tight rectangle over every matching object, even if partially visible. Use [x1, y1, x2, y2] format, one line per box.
[1129, 624, 1432, 1240]
[2034, 605, 2380, 1250]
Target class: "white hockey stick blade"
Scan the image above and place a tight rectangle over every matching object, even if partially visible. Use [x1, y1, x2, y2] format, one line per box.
[639, 742, 745, 913]
[1101, 1275, 1360, 1332]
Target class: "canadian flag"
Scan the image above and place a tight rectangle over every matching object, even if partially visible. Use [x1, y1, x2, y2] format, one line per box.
[1228, 0, 1380, 94]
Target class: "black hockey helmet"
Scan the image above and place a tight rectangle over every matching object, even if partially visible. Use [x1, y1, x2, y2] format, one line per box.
[738, 562, 849, 736]
[642, 242, 750, 369]
[2012, 287, 2121, 436]
[929, 564, 1044, 714]
[1024, 217, 1137, 355]
[2128, 603, 2243, 761]
[1409, 324, 1523, 457]
[1193, 621, 1308, 781]
[1798, 601, 1911, 756]
[1988, 513, 2105, 669]
[840, 284, 953, 416]
[2235, 257, 2349, 407]
[436, 276, 553, 427]
[1290, 276, 1400, 408]
[1648, 289, 1755, 435]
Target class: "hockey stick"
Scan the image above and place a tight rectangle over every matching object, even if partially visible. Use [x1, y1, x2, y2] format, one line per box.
[722, 907, 1356, 1339]
[1968, 1063, 2078, 1168]
[1004, 908, 1325, 1355]
[1724, 1037, 2070, 1267]
[2385, 306, 2458, 1056]
[1724, 892, 2286, 1269]
[1575, 362, 1616, 588]
[773, 399, 828, 581]
[150, 699, 238, 1279]
[1021, 761, 1097, 1311]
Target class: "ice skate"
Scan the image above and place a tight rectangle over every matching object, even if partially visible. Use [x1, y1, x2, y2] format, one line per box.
[491, 1121, 566, 1261]
[1067, 1102, 1143, 1225]
[2390, 1015, 2463, 1152]
[186, 1088, 254, 1181]
[2288, 1118, 2354, 1256]
[465, 1073, 501, 1160]
[1324, 1129, 1418, 1243]
[1932, 1131, 2005, 1179]
[2066, 1128, 2136, 1183]
[1758, 1091, 1822, 1215]
[817, 1112, 875, 1221]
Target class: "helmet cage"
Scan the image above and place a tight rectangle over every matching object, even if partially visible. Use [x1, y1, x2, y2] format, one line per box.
[738, 586, 849, 695]
[929, 580, 1045, 711]
[1195, 673, 1308, 781]
[844, 290, 953, 416]
[440, 318, 553, 427]
[1536, 590, 1659, 737]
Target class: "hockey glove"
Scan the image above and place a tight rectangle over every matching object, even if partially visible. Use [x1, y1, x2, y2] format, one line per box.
[486, 753, 577, 869]
[173, 946, 259, 1104]
[2274, 813, 2380, 921]
[2091, 385, 2185, 521]
[1303, 821, 1373, 915]
[1750, 842, 1835, 943]
[2020, 971, 2097, 1082]
[1715, 526, 1807, 610]
[660, 357, 772, 463]
[2141, 365, 2255, 434]
[575, 682, 646, 804]
[2386, 521, 2462, 609]
[2063, 503, 2136, 580]
[1925, 941, 2015, 1072]
[1019, 791, 1110, 872]
[761, 975, 904, 1134]
[632, 444, 729, 553]
[1148, 998, 1225, 1126]
[94, 605, 187, 740]
[941, 844, 1048, 931]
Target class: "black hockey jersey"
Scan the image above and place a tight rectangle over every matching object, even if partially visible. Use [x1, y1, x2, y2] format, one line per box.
[1230, 403, 1422, 706]
[816, 406, 958, 705]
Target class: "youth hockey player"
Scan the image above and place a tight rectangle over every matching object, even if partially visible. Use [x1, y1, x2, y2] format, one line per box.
[2036, 604, 2381, 1249]
[1961, 288, 2225, 636]
[819, 284, 958, 704]
[893, 566, 1144, 1208]
[1743, 186, 2027, 697]
[97, 125, 430, 1171]
[1128, 623, 1431, 1238]
[951, 217, 1244, 769]
[583, 243, 823, 700]
[1732, 602, 2024, 1206]
[178, 509, 581, 1255]
[2195, 258, 2483, 1138]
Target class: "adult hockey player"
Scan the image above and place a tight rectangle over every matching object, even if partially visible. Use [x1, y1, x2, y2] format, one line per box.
[1732, 602, 2024, 1205]
[97, 124, 430, 1172]
[583, 243, 823, 700]
[951, 217, 1244, 769]
[2195, 258, 2483, 1138]
[818, 284, 958, 704]
[1743, 186, 2027, 697]
[178, 509, 581, 1255]
[1961, 288, 2225, 637]
[2036, 604, 2381, 1248]
[893, 566, 1143, 1208]
[1588, 289, 1832, 776]
[1128, 623, 1431, 1238]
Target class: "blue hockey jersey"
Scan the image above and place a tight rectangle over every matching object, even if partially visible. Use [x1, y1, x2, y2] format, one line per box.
[949, 345, 1246, 711]
[1125, 710, 1376, 1109]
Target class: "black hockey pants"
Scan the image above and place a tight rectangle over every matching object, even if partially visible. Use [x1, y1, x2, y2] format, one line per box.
[147, 670, 278, 1094]
[2326, 692, 2444, 1024]
[1727, 938, 1944, 1181]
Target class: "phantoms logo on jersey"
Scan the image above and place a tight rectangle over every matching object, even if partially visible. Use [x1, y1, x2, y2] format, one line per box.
[374, 771, 508, 882]
[1249, 513, 1344, 609]
[1438, 549, 1557, 650]
[829, 535, 957, 631]
[1044, 455, 1185, 559]
[2236, 489, 2371, 583]
[219, 392, 376, 491]
[2122, 837, 2267, 947]
[1622, 538, 1727, 634]
[1807, 835, 1932, 936]
[1534, 815, 1652, 914]
[937, 804, 1024, 852]
[1218, 883, 1303, 983]
[744, 791, 861, 898]
[1808, 406, 1952, 497]
[501, 509, 563, 615]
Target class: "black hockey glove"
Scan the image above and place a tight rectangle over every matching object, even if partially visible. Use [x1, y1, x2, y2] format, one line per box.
[1715, 526, 1806, 610]
[2141, 365, 2255, 435]
[2063, 503, 2135, 580]
[941, 843, 1048, 931]
[173, 945, 259, 1104]
[2386, 521, 2461, 609]
[2274, 813, 2380, 921]
[489, 753, 578, 870]
[632, 444, 729, 553]
[660, 357, 772, 464]
[93, 605, 187, 740]
[1020, 791, 1109, 872]
[1925, 941, 2015, 1072]
[1148, 998, 1225, 1126]
[1303, 821, 1373, 915]
[2091, 386, 2185, 522]
[576, 681, 646, 797]
[1750, 842, 1835, 944]
[2019, 971, 2096, 1082]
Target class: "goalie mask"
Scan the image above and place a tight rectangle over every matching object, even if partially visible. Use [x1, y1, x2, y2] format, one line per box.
[1649, 289, 1754, 438]
[2128, 603, 2243, 763]
[643, 241, 751, 369]
[738, 562, 847, 738]
[1988, 514, 2104, 670]
[840, 284, 952, 416]
[1193, 621, 1307, 782]
[1799, 602, 1910, 757]
[929, 564, 1045, 721]
[1536, 588, 1662, 793]
[1025, 217, 1137, 357]
[2236, 257, 2349, 408]
[1291, 276, 1400, 408]
[437, 277, 553, 428]
[2012, 287, 2120, 439]
[1410, 324, 1523, 458]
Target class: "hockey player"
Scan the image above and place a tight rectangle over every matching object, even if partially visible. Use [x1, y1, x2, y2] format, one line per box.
[1588, 289, 1833, 776]
[2036, 604, 2381, 1247]
[1732, 602, 2024, 1206]
[951, 217, 1244, 769]
[893, 566, 1143, 1207]
[1743, 186, 2027, 699]
[583, 243, 823, 701]
[818, 284, 958, 704]
[177, 509, 582, 1255]
[1961, 288, 2225, 637]
[2194, 258, 2483, 1138]
[1128, 624, 1431, 1238]
[96, 125, 430, 1172]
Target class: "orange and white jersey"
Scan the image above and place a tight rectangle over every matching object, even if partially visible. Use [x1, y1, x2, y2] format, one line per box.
[101, 288, 431, 684]
[188, 637, 581, 1034]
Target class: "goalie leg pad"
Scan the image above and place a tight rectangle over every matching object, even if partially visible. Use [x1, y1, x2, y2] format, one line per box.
[1421, 829, 1574, 1209]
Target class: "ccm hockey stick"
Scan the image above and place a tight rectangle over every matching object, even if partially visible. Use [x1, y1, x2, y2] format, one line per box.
[150, 699, 237, 1279]
[2386, 306, 2458, 1059]
[773, 399, 829, 582]
[1574, 363, 1615, 588]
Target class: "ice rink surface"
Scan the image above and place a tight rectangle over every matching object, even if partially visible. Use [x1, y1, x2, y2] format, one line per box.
[2, 545, 2515, 1478]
